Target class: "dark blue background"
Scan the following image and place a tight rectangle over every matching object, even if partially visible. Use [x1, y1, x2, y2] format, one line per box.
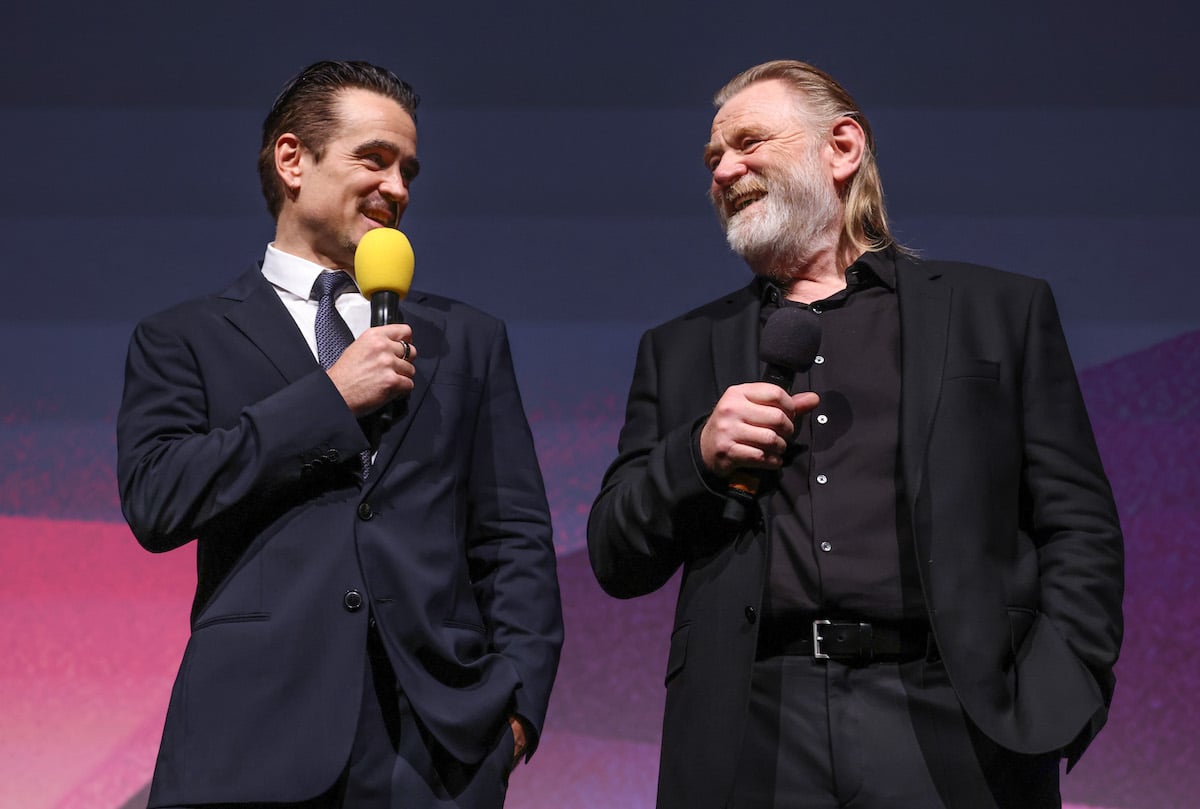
[2, 2, 1197, 807]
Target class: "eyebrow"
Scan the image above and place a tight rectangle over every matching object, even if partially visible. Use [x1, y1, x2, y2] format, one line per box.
[355, 138, 421, 178]
[355, 138, 401, 156]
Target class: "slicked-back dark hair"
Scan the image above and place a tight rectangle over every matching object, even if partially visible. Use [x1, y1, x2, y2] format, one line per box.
[257, 60, 420, 219]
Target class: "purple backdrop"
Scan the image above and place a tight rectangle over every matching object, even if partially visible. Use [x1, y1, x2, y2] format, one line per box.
[2, 1, 1198, 807]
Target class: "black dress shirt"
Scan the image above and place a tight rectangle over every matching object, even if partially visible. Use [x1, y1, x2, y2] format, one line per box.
[758, 251, 925, 630]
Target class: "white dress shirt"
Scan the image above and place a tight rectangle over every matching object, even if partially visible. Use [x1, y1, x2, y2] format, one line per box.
[260, 243, 371, 358]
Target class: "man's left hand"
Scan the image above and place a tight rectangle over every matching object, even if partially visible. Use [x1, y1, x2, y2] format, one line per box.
[508, 715, 527, 771]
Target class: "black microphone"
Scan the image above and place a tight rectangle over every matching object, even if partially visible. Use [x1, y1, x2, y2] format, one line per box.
[371, 290, 404, 327]
[722, 305, 822, 524]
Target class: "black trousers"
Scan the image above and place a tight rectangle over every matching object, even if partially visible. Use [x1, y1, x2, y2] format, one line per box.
[728, 654, 1061, 809]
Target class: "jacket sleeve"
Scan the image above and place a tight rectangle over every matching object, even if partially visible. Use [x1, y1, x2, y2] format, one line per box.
[1020, 281, 1125, 734]
[587, 328, 728, 599]
[116, 312, 367, 552]
[463, 319, 563, 754]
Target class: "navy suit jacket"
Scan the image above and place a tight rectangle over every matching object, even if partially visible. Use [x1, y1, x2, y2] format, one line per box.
[117, 266, 563, 806]
[588, 251, 1124, 809]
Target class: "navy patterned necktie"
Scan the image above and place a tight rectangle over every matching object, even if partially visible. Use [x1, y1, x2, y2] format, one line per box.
[314, 271, 357, 369]
[312, 271, 371, 478]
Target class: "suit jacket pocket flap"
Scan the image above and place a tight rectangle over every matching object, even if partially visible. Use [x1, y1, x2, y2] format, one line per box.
[945, 358, 1000, 380]
[664, 623, 690, 686]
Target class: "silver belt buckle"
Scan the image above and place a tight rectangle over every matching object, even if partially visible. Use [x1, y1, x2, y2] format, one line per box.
[812, 619, 832, 659]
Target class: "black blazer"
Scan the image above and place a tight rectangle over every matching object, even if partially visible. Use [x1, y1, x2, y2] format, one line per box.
[587, 251, 1123, 809]
[117, 267, 563, 807]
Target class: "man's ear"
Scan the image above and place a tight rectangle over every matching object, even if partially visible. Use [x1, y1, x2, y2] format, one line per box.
[274, 133, 304, 195]
[827, 116, 866, 184]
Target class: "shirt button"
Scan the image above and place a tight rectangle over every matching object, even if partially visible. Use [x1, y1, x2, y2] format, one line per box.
[357, 502, 374, 520]
[811, 305, 823, 314]
[744, 606, 758, 624]
[816, 414, 829, 425]
[814, 355, 825, 364]
[820, 542, 833, 553]
[816, 474, 828, 485]
[343, 589, 364, 612]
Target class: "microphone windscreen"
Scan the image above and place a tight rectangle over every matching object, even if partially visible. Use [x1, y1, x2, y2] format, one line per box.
[355, 228, 414, 298]
[759, 306, 822, 371]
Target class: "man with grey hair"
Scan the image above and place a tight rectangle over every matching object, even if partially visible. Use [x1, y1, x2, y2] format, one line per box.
[588, 60, 1123, 809]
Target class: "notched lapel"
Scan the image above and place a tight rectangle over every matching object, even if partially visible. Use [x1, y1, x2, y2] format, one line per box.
[223, 269, 318, 385]
[897, 261, 950, 506]
[711, 286, 760, 394]
[364, 302, 443, 488]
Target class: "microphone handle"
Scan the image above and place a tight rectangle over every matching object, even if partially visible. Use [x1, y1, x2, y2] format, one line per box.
[722, 363, 797, 525]
[369, 290, 405, 433]
[721, 477, 757, 524]
[370, 290, 404, 327]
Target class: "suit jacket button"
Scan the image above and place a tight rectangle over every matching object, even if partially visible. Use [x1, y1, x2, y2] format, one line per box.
[357, 502, 374, 520]
[744, 606, 757, 623]
[343, 589, 364, 612]
[325, 448, 340, 463]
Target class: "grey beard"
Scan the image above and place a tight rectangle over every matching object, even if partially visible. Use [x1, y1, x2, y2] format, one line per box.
[719, 155, 841, 279]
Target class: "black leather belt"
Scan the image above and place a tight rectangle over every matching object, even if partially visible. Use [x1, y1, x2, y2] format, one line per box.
[756, 619, 935, 663]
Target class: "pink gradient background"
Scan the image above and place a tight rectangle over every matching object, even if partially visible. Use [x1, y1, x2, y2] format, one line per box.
[2, 331, 1197, 808]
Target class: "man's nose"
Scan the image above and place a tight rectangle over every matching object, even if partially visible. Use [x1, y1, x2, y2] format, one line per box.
[711, 153, 748, 188]
[379, 167, 410, 204]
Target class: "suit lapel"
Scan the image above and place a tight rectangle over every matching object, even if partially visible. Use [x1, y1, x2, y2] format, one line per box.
[896, 257, 950, 509]
[222, 268, 318, 384]
[711, 284, 761, 393]
[220, 268, 441, 489]
[364, 296, 442, 489]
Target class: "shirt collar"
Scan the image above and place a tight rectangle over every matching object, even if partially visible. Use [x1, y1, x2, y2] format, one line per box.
[756, 248, 897, 306]
[261, 243, 361, 301]
[848, 249, 897, 291]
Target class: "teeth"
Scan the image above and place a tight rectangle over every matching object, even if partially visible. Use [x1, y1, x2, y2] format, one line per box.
[730, 193, 763, 214]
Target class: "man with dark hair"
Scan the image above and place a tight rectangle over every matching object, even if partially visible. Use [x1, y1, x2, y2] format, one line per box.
[118, 60, 562, 809]
[588, 59, 1123, 809]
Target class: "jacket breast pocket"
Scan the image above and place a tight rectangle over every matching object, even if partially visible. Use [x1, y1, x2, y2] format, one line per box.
[432, 370, 484, 392]
[945, 358, 1001, 381]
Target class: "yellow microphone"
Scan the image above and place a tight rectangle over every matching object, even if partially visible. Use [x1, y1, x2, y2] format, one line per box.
[355, 227, 414, 326]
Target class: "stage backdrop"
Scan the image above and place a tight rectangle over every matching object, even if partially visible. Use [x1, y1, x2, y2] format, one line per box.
[2, 2, 1197, 807]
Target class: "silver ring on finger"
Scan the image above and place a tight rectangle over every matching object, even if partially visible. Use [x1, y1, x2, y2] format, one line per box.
[400, 340, 411, 361]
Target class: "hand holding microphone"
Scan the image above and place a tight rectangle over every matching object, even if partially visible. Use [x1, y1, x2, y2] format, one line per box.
[699, 306, 822, 524]
[327, 228, 416, 418]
